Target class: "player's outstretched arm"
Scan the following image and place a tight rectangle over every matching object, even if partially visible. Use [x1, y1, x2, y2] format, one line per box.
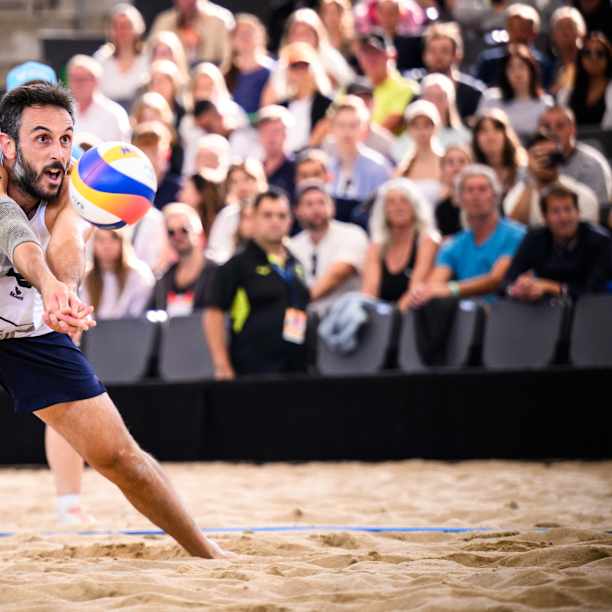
[12, 240, 95, 335]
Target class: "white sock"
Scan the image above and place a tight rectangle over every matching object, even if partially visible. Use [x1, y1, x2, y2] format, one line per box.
[57, 494, 80, 516]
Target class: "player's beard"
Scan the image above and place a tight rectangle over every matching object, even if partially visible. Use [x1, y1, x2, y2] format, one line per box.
[11, 145, 65, 202]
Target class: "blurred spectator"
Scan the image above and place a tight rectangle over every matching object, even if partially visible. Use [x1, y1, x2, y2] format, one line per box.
[549, 7, 587, 96]
[257, 105, 297, 202]
[538, 105, 612, 204]
[435, 144, 473, 237]
[206, 159, 268, 264]
[395, 100, 443, 207]
[363, 178, 440, 310]
[148, 29, 191, 87]
[503, 183, 612, 299]
[146, 59, 187, 130]
[558, 32, 612, 129]
[187, 134, 231, 234]
[478, 44, 553, 138]
[148, 202, 217, 316]
[205, 188, 310, 378]
[475, 4, 553, 89]
[355, 31, 418, 134]
[421, 73, 471, 147]
[295, 148, 333, 186]
[503, 131, 599, 226]
[472, 108, 527, 196]
[289, 181, 369, 313]
[149, 0, 234, 70]
[180, 63, 249, 163]
[130, 91, 183, 175]
[354, 0, 425, 37]
[82, 229, 154, 319]
[93, 3, 149, 109]
[327, 96, 392, 205]
[225, 14, 275, 118]
[132, 121, 182, 209]
[408, 164, 526, 307]
[275, 43, 334, 152]
[407, 22, 485, 121]
[68, 54, 131, 142]
[573, 0, 612, 43]
[184, 129, 230, 181]
[318, 0, 356, 60]
[279, 8, 355, 88]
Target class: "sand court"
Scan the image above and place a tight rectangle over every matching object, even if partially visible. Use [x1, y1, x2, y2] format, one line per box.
[0, 460, 611, 611]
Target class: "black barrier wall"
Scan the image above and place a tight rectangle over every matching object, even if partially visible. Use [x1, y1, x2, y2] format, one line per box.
[1, 368, 610, 465]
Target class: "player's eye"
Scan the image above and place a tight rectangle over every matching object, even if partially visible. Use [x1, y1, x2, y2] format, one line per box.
[37, 135, 49, 143]
[61, 135, 72, 145]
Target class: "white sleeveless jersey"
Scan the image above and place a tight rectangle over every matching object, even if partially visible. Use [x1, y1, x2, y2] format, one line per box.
[0, 202, 51, 340]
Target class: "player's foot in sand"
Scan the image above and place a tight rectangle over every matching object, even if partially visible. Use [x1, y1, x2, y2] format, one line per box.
[206, 538, 237, 559]
[57, 505, 96, 527]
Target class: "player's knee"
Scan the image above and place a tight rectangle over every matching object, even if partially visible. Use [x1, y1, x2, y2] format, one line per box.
[89, 441, 147, 483]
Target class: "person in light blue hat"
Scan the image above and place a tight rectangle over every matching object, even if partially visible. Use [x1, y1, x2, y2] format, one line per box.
[6, 61, 58, 92]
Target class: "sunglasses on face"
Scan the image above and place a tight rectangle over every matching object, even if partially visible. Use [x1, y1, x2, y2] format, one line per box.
[582, 48, 607, 60]
[167, 226, 190, 237]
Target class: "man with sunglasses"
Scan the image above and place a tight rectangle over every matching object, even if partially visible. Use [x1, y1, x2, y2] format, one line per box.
[147, 203, 217, 316]
[538, 105, 612, 205]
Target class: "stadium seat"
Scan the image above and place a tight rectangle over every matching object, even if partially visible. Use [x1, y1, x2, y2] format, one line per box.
[158, 311, 215, 381]
[317, 302, 395, 375]
[482, 299, 568, 368]
[576, 128, 612, 159]
[570, 294, 612, 367]
[445, 300, 486, 367]
[398, 300, 485, 371]
[397, 308, 427, 372]
[82, 317, 157, 384]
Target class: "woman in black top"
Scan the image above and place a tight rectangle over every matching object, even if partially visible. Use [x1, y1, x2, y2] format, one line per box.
[362, 178, 440, 310]
[502, 184, 612, 300]
[562, 32, 612, 128]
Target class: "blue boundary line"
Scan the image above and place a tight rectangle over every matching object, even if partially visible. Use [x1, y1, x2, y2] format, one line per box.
[0, 525, 523, 538]
[1, 525, 609, 538]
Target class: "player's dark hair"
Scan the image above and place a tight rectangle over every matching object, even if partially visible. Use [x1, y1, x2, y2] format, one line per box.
[253, 186, 289, 210]
[0, 81, 74, 143]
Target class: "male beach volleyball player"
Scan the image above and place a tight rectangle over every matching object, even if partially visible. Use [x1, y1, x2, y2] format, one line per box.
[0, 82, 229, 559]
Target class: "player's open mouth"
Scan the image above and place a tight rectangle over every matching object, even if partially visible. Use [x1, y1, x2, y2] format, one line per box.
[44, 169, 63, 185]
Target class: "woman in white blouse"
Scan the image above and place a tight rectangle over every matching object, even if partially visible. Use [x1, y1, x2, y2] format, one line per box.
[82, 229, 155, 320]
[93, 3, 150, 109]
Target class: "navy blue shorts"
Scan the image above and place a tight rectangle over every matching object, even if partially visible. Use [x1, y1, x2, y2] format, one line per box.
[0, 332, 106, 413]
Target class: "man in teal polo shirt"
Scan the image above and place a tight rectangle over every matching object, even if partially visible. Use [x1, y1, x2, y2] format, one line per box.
[407, 164, 526, 307]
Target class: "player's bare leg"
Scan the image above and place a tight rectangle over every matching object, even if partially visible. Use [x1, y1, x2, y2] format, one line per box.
[36, 393, 231, 559]
[44, 425, 92, 524]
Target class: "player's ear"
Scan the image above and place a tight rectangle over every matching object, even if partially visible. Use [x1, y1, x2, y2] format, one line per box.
[0, 133, 17, 162]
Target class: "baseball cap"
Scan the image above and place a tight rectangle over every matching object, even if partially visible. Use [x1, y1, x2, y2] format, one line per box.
[358, 31, 392, 53]
[6, 61, 58, 91]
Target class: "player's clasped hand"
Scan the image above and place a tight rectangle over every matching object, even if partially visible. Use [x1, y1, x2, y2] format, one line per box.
[41, 277, 96, 336]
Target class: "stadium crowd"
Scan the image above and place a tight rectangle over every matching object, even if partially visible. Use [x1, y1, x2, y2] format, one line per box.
[5, 0, 612, 378]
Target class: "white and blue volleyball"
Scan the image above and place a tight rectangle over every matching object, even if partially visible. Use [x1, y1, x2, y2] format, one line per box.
[70, 141, 157, 229]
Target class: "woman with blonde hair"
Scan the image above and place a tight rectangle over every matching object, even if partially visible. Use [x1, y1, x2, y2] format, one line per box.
[130, 91, 183, 176]
[225, 13, 276, 117]
[146, 59, 187, 129]
[82, 229, 154, 319]
[93, 3, 149, 108]
[319, 0, 355, 59]
[148, 30, 190, 85]
[363, 177, 440, 310]
[395, 100, 444, 207]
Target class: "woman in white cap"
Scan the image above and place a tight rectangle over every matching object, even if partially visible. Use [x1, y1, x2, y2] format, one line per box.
[395, 99, 444, 208]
